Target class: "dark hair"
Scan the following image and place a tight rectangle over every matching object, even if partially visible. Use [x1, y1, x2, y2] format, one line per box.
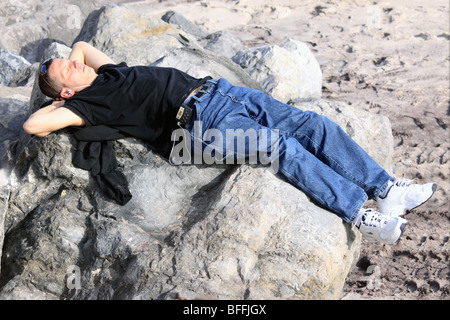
[38, 59, 62, 99]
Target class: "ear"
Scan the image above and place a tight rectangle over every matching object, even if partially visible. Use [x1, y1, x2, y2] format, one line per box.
[60, 88, 75, 99]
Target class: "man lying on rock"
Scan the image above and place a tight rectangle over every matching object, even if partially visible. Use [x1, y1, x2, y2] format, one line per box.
[23, 41, 437, 245]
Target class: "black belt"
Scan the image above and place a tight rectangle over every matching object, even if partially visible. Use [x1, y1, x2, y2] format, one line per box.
[176, 82, 214, 128]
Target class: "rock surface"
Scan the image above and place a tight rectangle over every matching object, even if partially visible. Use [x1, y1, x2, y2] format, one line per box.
[0, 5, 397, 300]
[233, 39, 323, 102]
[0, 0, 100, 62]
[0, 51, 31, 87]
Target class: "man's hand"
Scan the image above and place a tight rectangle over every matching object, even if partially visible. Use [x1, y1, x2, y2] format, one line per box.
[69, 41, 115, 72]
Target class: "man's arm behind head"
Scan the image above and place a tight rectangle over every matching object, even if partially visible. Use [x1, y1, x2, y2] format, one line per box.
[23, 101, 86, 137]
[69, 41, 115, 72]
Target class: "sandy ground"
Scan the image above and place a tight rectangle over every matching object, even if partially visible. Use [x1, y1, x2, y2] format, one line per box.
[104, 0, 450, 299]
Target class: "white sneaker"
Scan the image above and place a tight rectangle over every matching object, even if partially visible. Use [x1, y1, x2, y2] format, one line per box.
[354, 209, 407, 245]
[377, 179, 437, 217]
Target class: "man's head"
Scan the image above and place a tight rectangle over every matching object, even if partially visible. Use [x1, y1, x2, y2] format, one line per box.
[39, 58, 97, 100]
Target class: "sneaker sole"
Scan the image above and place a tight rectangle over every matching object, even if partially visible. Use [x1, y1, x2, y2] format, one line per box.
[380, 217, 407, 245]
[396, 222, 407, 244]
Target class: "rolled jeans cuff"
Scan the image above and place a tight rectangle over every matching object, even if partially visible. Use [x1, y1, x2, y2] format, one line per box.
[348, 193, 368, 224]
[372, 177, 395, 199]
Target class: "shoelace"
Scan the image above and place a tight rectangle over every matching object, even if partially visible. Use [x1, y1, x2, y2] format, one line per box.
[393, 178, 413, 188]
[356, 209, 388, 228]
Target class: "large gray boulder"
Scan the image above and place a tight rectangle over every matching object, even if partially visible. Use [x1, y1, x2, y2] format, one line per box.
[0, 131, 363, 300]
[0, 51, 31, 86]
[203, 30, 244, 59]
[161, 10, 209, 40]
[152, 47, 261, 90]
[0, 0, 100, 62]
[75, 5, 198, 67]
[233, 39, 323, 102]
[0, 97, 30, 169]
[0, 6, 395, 300]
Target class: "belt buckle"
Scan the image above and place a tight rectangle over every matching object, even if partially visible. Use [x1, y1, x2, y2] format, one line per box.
[198, 82, 213, 94]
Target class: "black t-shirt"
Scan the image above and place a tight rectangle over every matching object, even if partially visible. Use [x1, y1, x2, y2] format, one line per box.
[63, 63, 210, 157]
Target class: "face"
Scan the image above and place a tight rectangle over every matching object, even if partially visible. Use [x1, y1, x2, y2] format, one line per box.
[48, 59, 97, 98]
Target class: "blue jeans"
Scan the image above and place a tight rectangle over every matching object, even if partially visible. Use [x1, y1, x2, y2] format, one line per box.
[186, 78, 393, 223]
